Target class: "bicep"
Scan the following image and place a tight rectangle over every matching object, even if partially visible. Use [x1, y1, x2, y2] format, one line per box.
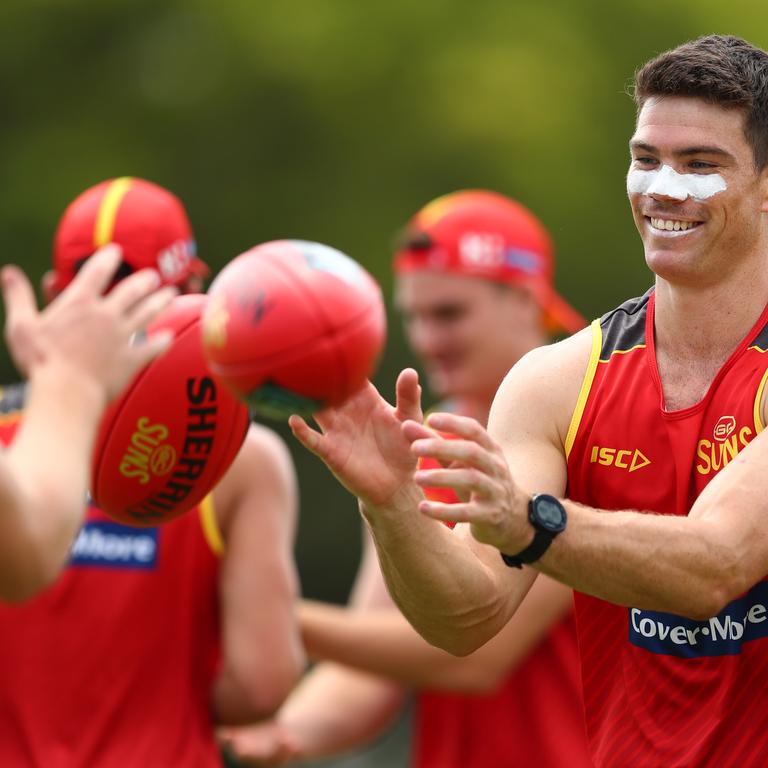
[488, 344, 574, 499]
[216, 427, 303, 682]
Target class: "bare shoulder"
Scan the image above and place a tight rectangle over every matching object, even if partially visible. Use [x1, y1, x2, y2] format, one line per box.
[489, 326, 595, 448]
[229, 423, 296, 481]
[213, 423, 298, 530]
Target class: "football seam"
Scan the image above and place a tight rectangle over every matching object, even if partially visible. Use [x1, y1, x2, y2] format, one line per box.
[268, 249, 357, 395]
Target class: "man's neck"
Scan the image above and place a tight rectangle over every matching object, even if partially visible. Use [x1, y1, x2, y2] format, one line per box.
[653, 264, 768, 410]
[654, 268, 768, 362]
[450, 396, 494, 427]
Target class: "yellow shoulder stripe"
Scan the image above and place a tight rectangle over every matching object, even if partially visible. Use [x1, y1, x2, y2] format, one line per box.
[94, 177, 133, 247]
[753, 367, 768, 434]
[598, 343, 646, 361]
[199, 494, 224, 556]
[564, 319, 602, 458]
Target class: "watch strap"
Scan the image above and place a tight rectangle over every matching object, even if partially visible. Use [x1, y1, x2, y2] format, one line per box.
[500, 529, 556, 569]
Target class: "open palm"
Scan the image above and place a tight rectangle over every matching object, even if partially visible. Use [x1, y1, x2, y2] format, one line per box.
[289, 369, 424, 509]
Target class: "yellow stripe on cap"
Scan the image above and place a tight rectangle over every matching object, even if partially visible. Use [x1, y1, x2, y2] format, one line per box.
[416, 191, 468, 228]
[93, 177, 134, 247]
[199, 493, 225, 556]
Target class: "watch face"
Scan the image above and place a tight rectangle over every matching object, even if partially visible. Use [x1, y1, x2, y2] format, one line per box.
[532, 494, 567, 532]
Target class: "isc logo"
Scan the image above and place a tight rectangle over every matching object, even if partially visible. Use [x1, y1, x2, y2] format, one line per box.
[589, 446, 651, 473]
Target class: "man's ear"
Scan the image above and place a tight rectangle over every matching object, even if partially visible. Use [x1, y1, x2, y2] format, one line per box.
[759, 166, 768, 214]
[41, 271, 59, 304]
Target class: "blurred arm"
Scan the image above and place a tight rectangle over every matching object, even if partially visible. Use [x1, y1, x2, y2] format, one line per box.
[0, 365, 105, 600]
[212, 424, 305, 724]
[0, 250, 173, 602]
[220, 664, 405, 766]
[301, 572, 573, 692]
[219, 527, 408, 765]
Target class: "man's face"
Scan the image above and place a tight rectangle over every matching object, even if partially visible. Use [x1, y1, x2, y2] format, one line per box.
[394, 271, 540, 402]
[628, 96, 768, 286]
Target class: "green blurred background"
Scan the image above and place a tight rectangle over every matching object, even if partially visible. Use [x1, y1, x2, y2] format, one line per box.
[1, 1, 766, 764]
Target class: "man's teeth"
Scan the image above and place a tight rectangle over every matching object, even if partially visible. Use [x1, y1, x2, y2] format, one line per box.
[650, 218, 699, 231]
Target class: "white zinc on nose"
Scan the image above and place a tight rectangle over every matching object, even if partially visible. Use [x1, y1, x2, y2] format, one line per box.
[627, 165, 727, 201]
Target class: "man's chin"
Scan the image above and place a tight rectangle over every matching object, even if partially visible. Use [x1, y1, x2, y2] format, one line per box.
[425, 371, 454, 399]
[427, 370, 474, 401]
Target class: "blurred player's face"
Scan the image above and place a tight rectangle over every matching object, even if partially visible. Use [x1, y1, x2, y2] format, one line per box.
[628, 96, 768, 286]
[395, 271, 544, 406]
[181, 274, 204, 294]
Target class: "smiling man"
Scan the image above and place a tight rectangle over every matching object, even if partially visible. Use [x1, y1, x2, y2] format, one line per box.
[288, 35, 768, 767]
[220, 192, 590, 768]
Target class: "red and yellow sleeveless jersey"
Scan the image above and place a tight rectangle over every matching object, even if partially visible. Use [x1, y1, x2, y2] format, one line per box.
[0, 399, 224, 768]
[566, 289, 768, 767]
[412, 403, 591, 768]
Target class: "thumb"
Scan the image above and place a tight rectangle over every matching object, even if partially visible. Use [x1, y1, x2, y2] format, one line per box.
[395, 368, 423, 423]
[288, 414, 325, 458]
[2, 265, 38, 331]
[111, 330, 174, 396]
[2, 265, 41, 374]
[131, 329, 174, 368]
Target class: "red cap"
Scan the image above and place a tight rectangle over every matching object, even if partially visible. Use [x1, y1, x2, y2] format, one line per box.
[393, 190, 585, 334]
[52, 177, 209, 292]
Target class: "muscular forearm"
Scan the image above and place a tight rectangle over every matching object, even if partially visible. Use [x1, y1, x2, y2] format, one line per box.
[302, 572, 572, 691]
[0, 364, 105, 600]
[539, 501, 747, 619]
[302, 601, 483, 689]
[362, 491, 527, 655]
[277, 664, 405, 760]
[212, 628, 305, 725]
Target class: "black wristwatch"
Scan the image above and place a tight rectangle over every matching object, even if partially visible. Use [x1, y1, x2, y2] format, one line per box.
[500, 493, 567, 569]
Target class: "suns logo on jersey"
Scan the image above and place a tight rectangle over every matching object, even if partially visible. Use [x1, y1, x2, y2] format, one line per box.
[713, 415, 736, 442]
[119, 417, 176, 485]
[589, 446, 651, 473]
[696, 418, 753, 476]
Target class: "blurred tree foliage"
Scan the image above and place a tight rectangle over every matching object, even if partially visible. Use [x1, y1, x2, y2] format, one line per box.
[0, 0, 765, 603]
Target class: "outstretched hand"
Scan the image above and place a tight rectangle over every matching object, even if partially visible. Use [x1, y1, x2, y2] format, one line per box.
[1, 245, 176, 400]
[289, 368, 425, 509]
[405, 411, 532, 554]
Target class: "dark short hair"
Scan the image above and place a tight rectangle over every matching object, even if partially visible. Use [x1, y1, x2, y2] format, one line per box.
[633, 35, 768, 169]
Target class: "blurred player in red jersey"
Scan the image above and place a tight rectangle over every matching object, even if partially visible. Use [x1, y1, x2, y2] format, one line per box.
[0, 245, 174, 601]
[222, 191, 592, 767]
[0, 178, 305, 767]
[284, 35, 768, 768]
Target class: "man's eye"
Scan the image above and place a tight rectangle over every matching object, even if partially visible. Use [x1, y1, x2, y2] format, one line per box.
[689, 161, 715, 170]
[435, 308, 465, 322]
[632, 156, 657, 167]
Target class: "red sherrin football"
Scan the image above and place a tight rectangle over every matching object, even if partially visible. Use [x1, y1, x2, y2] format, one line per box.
[201, 240, 386, 418]
[91, 294, 250, 526]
